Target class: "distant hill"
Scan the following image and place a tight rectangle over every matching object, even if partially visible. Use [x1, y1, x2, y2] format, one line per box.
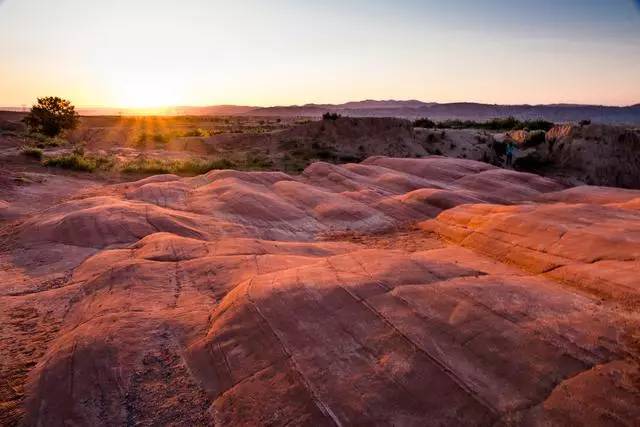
[171, 105, 257, 115]
[246, 100, 640, 124]
[2, 100, 639, 124]
[0, 105, 257, 116]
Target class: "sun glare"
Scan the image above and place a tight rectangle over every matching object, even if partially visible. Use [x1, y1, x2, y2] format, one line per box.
[110, 74, 185, 113]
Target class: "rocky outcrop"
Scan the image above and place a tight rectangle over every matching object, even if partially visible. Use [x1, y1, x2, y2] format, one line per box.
[513, 124, 640, 188]
[1, 157, 639, 426]
[546, 124, 640, 188]
[414, 128, 499, 163]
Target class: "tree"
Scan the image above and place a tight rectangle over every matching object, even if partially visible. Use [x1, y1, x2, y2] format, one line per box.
[322, 112, 341, 121]
[23, 97, 79, 137]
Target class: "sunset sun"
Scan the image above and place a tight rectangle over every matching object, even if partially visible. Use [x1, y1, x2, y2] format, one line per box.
[111, 74, 185, 110]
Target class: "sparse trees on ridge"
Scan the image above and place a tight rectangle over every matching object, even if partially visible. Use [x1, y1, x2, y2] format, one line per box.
[322, 112, 341, 121]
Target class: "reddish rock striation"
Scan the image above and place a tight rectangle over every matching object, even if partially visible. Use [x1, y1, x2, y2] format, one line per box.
[1, 157, 639, 426]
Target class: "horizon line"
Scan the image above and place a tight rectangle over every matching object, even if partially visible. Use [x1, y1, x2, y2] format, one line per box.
[1, 98, 639, 111]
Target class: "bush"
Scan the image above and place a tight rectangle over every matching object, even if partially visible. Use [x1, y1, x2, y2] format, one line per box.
[278, 139, 299, 150]
[338, 154, 363, 163]
[316, 149, 336, 160]
[23, 97, 79, 137]
[522, 119, 555, 132]
[435, 117, 554, 132]
[120, 158, 171, 174]
[42, 153, 112, 172]
[182, 128, 211, 137]
[135, 132, 171, 147]
[20, 146, 43, 160]
[72, 144, 85, 156]
[579, 119, 592, 126]
[281, 154, 307, 174]
[322, 112, 341, 121]
[29, 133, 67, 148]
[524, 130, 546, 147]
[121, 158, 236, 175]
[243, 153, 274, 170]
[413, 118, 436, 128]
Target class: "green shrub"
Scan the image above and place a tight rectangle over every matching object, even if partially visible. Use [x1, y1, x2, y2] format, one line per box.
[72, 144, 85, 156]
[281, 154, 307, 174]
[413, 118, 436, 128]
[182, 128, 211, 137]
[338, 154, 362, 163]
[121, 158, 170, 174]
[322, 112, 341, 121]
[243, 153, 274, 170]
[135, 132, 170, 147]
[23, 96, 79, 137]
[29, 133, 67, 148]
[20, 146, 43, 160]
[172, 159, 236, 174]
[315, 148, 336, 160]
[42, 153, 112, 172]
[522, 119, 554, 132]
[524, 131, 546, 147]
[121, 158, 236, 175]
[435, 117, 554, 132]
[278, 139, 299, 150]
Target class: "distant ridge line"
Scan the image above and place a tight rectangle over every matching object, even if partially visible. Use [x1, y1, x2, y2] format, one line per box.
[2, 100, 639, 124]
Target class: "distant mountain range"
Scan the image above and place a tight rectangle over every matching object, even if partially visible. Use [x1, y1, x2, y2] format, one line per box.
[3, 100, 640, 124]
[245, 100, 640, 124]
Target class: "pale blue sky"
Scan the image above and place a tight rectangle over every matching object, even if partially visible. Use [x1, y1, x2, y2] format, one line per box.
[1, 0, 639, 107]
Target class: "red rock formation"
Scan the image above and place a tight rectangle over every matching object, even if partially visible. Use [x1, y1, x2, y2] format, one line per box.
[1, 157, 639, 425]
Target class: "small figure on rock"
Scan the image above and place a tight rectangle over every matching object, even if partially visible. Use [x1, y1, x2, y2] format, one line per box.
[505, 142, 515, 168]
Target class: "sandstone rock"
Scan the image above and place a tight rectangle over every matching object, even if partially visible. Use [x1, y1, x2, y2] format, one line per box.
[1, 156, 639, 425]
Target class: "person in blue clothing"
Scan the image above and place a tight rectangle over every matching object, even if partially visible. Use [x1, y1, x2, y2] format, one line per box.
[505, 142, 514, 167]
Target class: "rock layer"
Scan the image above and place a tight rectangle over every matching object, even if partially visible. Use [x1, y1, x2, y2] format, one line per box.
[1, 157, 639, 426]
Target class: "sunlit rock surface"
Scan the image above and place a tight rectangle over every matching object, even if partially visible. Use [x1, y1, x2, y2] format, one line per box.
[1, 157, 639, 426]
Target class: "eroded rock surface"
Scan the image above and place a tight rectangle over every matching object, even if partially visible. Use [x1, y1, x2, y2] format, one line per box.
[511, 124, 640, 188]
[1, 157, 639, 426]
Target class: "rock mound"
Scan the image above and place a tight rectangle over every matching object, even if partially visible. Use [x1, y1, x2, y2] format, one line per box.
[514, 124, 640, 188]
[2, 156, 639, 426]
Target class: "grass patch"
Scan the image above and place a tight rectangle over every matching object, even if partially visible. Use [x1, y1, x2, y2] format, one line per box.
[278, 138, 299, 150]
[20, 146, 43, 160]
[134, 132, 173, 148]
[182, 128, 213, 137]
[281, 154, 307, 173]
[28, 133, 68, 148]
[242, 153, 274, 170]
[121, 158, 236, 175]
[42, 153, 113, 172]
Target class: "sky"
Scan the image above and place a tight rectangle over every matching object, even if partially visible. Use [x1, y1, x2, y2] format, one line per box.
[1, 0, 639, 108]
